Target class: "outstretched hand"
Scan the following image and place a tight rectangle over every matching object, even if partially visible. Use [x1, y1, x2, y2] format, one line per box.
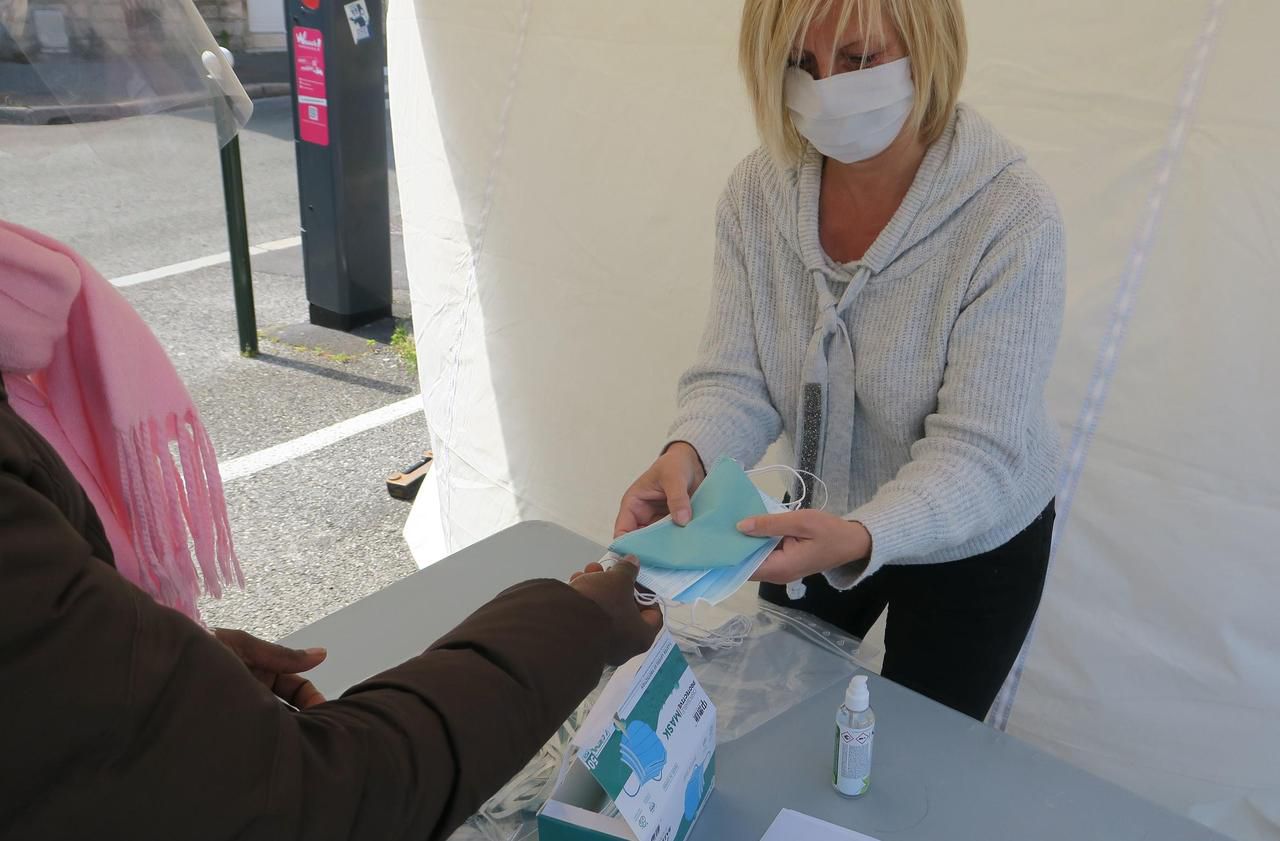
[570, 558, 663, 665]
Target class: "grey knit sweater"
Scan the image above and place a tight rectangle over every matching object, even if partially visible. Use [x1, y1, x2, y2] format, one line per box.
[667, 104, 1065, 589]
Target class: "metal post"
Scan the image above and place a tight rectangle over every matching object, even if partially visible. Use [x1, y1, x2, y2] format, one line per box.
[209, 46, 258, 358]
[218, 133, 258, 357]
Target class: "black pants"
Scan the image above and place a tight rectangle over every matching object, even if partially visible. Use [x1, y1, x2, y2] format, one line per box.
[760, 503, 1055, 721]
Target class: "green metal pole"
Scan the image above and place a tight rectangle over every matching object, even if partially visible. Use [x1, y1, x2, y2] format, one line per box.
[219, 134, 258, 357]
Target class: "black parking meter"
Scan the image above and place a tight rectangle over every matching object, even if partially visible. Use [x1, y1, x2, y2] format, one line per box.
[285, 0, 391, 330]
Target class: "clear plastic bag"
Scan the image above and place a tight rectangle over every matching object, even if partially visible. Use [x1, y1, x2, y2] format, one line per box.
[669, 588, 874, 743]
[456, 586, 877, 841]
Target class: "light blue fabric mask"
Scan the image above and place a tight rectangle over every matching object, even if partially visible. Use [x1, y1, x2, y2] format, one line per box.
[609, 457, 769, 570]
[672, 537, 778, 604]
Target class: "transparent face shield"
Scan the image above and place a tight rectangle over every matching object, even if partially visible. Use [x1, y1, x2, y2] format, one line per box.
[0, 0, 252, 150]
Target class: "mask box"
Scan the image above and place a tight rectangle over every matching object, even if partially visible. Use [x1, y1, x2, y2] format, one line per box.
[538, 631, 716, 841]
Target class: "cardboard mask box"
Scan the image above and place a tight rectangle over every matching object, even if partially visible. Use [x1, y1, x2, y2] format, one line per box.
[538, 632, 716, 841]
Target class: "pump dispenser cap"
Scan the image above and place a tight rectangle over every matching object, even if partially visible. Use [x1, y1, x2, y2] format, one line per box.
[845, 675, 870, 712]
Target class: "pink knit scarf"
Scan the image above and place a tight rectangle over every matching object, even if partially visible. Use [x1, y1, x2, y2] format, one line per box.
[0, 220, 241, 620]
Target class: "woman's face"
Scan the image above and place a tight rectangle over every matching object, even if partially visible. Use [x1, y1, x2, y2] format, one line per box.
[790, 6, 907, 80]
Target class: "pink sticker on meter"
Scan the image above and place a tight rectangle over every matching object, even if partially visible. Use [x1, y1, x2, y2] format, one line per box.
[294, 26, 329, 146]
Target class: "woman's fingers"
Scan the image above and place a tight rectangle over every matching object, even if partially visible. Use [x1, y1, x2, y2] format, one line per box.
[613, 502, 641, 538]
[616, 447, 704, 537]
[737, 511, 813, 538]
[748, 537, 814, 583]
[659, 470, 693, 526]
[749, 540, 797, 583]
[614, 477, 672, 536]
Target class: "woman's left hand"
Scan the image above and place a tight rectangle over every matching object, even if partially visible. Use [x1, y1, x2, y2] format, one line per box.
[740, 511, 872, 584]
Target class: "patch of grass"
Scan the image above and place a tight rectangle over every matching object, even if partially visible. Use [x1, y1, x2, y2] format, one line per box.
[390, 322, 417, 373]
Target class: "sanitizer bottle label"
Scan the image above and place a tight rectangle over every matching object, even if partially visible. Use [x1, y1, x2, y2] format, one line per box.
[834, 724, 873, 795]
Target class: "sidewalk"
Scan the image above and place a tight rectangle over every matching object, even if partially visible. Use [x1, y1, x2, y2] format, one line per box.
[0, 50, 291, 125]
[164, 240, 424, 640]
[0, 97, 421, 640]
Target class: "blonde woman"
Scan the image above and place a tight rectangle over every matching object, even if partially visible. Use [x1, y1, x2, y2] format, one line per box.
[615, 0, 1064, 720]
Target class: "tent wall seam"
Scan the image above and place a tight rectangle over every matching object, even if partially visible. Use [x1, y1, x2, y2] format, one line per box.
[990, 0, 1229, 731]
[435, 0, 536, 549]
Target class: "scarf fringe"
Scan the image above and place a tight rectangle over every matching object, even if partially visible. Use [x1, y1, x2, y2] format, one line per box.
[115, 413, 242, 618]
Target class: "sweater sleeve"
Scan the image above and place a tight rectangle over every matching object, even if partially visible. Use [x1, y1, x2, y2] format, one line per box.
[666, 187, 782, 469]
[826, 215, 1066, 589]
[0, 466, 611, 841]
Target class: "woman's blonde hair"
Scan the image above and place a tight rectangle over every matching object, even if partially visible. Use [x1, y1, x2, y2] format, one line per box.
[739, 0, 966, 166]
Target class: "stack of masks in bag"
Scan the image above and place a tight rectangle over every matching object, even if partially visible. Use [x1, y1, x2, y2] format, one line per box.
[610, 457, 786, 605]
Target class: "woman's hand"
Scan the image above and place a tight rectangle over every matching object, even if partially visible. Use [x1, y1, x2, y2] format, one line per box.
[613, 442, 707, 537]
[213, 628, 327, 710]
[740, 511, 872, 584]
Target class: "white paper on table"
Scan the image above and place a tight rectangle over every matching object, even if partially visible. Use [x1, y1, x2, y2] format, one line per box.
[759, 809, 881, 841]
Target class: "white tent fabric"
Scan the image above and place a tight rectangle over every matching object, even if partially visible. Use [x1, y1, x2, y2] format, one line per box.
[389, 2, 1280, 839]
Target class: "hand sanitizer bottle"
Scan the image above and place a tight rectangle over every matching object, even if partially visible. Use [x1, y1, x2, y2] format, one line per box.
[834, 674, 874, 797]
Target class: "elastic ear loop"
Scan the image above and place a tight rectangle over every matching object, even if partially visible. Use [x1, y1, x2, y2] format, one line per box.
[785, 468, 827, 600]
[637, 591, 752, 651]
[746, 464, 806, 510]
[745, 464, 830, 513]
[800, 468, 830, 512]
[745, 466, 829, 600]
[633, 584, 750, 651]
[634, 589, 662, 608]
[610, 530, 755, 650]
[678, 599, 753, 650]
[603, 553, 674, 613]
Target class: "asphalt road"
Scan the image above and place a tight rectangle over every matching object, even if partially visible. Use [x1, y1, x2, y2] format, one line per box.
[0, 97, 425, 641]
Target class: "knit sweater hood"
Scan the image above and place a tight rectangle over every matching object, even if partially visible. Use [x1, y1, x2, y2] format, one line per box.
[783, 104, 1026, 281]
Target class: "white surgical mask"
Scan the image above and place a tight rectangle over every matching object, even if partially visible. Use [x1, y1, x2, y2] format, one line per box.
[784, 57, 914, 164]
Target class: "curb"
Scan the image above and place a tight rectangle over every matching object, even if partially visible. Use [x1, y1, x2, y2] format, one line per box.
[244, 82, 292, 100]
[0, 83, 293, 126]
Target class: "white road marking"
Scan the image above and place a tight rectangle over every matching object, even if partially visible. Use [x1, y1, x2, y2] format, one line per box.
[220, 395, 423, 483]
[110, 236, 302, 287]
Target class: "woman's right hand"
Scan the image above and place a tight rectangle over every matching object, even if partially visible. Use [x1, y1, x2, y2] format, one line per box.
[613, 442, 706, 537]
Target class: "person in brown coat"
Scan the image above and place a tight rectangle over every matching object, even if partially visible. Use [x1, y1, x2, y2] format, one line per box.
[0, 221, 661, 840]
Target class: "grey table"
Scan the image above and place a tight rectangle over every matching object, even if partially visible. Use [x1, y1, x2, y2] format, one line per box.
[281, 521, 1226, 841]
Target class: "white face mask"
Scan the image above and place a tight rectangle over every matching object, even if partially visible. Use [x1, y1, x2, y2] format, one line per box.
[784, 57, 914, 164]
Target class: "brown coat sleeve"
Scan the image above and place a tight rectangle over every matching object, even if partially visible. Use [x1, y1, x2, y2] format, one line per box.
[0, 466, 611, 841]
